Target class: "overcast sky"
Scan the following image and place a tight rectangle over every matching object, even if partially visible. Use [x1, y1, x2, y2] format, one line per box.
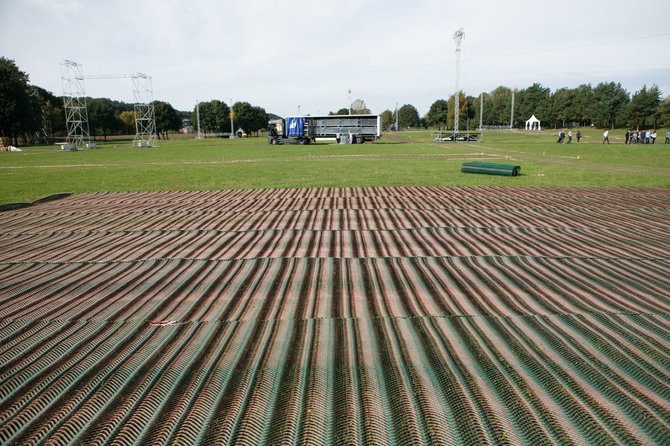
[1, 0, 669, 117]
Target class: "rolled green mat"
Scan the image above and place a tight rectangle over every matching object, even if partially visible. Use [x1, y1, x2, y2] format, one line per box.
[461, 161, 520, 176]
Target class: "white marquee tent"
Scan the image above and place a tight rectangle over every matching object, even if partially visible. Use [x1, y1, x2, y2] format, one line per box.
[525, 115, 541, 131]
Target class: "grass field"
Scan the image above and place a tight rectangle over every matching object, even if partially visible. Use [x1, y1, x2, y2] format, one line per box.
[1, 127, 669, 204]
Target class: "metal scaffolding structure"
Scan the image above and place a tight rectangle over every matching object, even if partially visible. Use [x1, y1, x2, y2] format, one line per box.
[60, 61, 158, 149]
[131, 74, 158, 148]
[60, 61, 90, 149]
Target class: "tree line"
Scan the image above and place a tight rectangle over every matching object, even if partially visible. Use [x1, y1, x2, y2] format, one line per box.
[191, 100, 268, 136]
[3, 57, 669, 145]
[410, 82, 668, 131]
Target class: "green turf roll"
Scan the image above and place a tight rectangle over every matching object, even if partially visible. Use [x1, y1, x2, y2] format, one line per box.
[461, 161, 521, 176]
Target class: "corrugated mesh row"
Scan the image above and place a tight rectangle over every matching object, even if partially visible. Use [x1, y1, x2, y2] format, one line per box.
[0, 187, 668, 445]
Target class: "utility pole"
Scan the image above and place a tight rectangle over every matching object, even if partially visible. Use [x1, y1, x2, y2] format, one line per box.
[348, 89, 351, 115]
[453, 28, 464, 133]
[510, 89, 515, 130]
[196, 101, 202, 140]
[395, 102, 398, 131]
[230, 98, 235, 138]
[479, 93, 483, 130]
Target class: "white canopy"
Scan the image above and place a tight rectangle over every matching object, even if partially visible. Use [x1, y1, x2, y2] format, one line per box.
[525, 115, 541, 131]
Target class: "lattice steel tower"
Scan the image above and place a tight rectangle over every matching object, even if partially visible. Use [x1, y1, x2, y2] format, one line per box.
[453, 28, 464, 133]
[61, 61, 90, 149]
[132, 74, 158, 148]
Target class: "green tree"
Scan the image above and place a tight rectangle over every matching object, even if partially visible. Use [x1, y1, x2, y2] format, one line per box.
[87, 98, 123, 141]
[658, 97, 670, 127]
[192, 100, 230, 134]
[593, 82, 629, 129]
[251, 106, 268, 135]
[626, 84, 661, 129]
[478, 92, 494, 126]
[119, 110, 135, 134]
[396, 104, 420, 128]
[550, 87, 574, 128]
[516, 83, 551, 128]
[380, 110, 393, 130]
[232, 101, 267, 136]
[0, 57, 42, 145]
[153, 100, 181, 139]
[464, 95, 477, 129]
[489, 86, 513, 125]
[572, 84, 594, 127]
[329, 108, 349, 115]
[425, 99, 448, 128]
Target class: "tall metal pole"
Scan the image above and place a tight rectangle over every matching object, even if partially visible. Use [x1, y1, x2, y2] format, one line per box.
[230, 99, 235, 137]
[395, 102, 398, 131]
[196, 101, 201, 139]
[510, 89, 515, 129]
[479, 93, 483, 130]
[348, 89, 351, 115]
[453, 29, 464, 133]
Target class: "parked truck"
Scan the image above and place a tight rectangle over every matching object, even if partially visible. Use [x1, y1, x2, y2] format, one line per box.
[268, 114, 382, 145]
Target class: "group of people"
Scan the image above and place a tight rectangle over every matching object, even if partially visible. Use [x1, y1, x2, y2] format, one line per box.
[624, 129, 659, 144]
[556, 130, 581, 144]
[556, 128, 669, 144]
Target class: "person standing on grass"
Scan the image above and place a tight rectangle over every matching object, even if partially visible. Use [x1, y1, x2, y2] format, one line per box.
[567, 130, 572, 144]
[603, 130, 609, 144]
[651, 130, 657, 144]
[665, 130, 670, 144]
[625, 129, 630, 144]
[576, 130, 582, 143]
[646, 130, 650, 144]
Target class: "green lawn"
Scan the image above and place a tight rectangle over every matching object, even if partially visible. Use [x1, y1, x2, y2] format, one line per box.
[1, 129, 669, 204]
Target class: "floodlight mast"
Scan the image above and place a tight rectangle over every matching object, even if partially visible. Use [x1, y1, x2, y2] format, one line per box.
[453, 28, 464, 133]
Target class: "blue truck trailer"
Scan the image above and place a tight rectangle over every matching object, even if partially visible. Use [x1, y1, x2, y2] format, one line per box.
[268, 114, 382, 145]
